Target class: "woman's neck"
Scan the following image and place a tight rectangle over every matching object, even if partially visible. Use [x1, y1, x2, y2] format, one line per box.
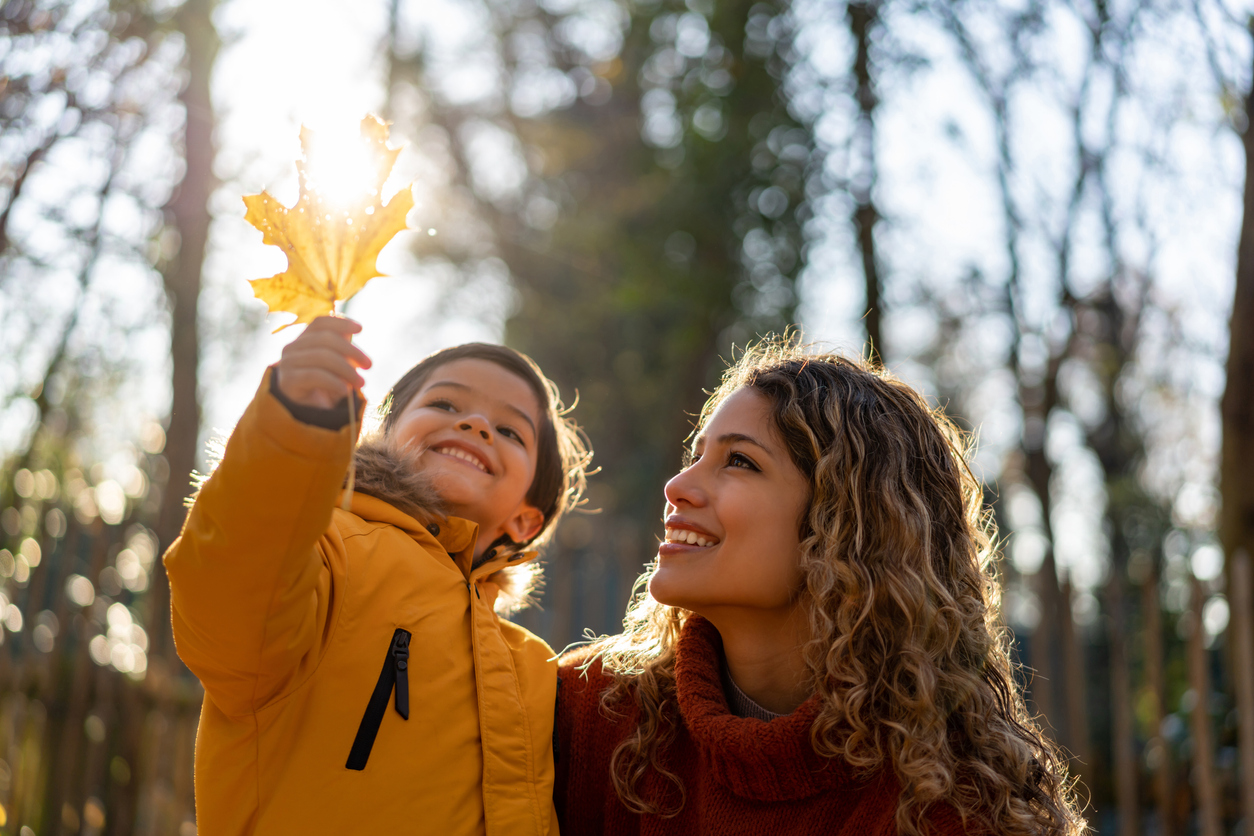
[704, 606, 812, 716]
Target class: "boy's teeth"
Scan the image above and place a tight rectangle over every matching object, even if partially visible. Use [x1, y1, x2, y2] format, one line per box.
[436, 447, 487, 472]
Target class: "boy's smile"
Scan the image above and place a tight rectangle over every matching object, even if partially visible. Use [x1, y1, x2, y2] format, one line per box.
[389, 358, 545, 554]
[431, 440, 492, 473]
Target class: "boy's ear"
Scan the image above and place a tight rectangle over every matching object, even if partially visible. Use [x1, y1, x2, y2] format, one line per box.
[503, 503, 544, 545]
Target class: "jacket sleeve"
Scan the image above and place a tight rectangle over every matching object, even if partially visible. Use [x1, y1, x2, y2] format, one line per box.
[163, 367, 357, 717]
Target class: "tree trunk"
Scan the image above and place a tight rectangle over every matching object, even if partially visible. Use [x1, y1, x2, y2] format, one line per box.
[848, 0, 882, 362]
[142, 2, 218, 831]
[151, 0, 218, 663]
[1224, 34, 1254, 834]
[1224, 26, 1254, 595]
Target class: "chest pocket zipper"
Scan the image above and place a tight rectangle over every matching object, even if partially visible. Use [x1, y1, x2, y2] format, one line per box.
[346, 628, 412, 771]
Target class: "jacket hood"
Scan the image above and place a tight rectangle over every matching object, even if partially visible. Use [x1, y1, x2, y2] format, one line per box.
[351, 435, 445, 524]
[352, 434, 543, 616]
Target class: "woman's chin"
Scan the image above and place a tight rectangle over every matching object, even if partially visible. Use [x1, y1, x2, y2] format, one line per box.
[647, 564, 699, 610]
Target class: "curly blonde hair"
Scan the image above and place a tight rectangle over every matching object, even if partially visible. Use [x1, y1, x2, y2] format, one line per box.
[586, 339, 1085, 836]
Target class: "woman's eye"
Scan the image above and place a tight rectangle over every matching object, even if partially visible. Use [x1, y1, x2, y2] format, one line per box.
[727, 452, 758, 470]
[499, 426, 524, 444]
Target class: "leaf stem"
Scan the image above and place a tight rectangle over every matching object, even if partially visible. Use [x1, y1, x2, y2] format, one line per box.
[342, 381, 356, 511]
[334, 304, 358, 512]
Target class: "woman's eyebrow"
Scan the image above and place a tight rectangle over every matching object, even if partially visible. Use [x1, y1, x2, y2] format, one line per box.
[715, 432, 771, 453]
[690, 431, 775, 461]
[425, 380, 538, 436]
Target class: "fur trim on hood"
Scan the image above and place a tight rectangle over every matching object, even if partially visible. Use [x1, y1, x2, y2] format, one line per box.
[352, 435, 543, 617]
[351, 436, 445, 525]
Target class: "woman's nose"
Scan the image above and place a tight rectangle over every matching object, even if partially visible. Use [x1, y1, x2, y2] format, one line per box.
[457, 413, 491, 441]
[664, 466, 706, 509]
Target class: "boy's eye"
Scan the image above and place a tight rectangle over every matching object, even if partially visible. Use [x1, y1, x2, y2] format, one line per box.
[426, 399, 456, 411]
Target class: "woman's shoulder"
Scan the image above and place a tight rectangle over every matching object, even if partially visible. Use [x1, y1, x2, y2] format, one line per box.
[557, 644, 613, 694]
[554, 644, 636, 775]
[920, 800, 993, 836]
[556, 643, 638, 726]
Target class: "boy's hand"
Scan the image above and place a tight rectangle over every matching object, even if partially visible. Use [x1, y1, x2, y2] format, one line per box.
[277, 316, 372, 410]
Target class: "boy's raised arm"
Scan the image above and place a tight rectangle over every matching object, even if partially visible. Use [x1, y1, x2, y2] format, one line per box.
[164, 317, 368, 717]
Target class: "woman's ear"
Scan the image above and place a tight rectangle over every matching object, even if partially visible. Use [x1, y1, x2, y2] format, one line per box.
[503, 503, 544, 545]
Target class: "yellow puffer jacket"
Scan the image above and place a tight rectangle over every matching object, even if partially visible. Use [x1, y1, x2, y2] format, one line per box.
[164, 370, 558, 835]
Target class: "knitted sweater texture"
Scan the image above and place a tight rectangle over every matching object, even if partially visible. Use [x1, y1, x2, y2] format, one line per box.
[555, 616, 970, 836]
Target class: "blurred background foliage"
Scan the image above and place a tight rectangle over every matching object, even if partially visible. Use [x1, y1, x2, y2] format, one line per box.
[0, 0, 1252, 833]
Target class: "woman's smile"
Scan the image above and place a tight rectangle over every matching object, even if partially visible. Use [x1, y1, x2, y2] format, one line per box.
[660, 518, 721, 552]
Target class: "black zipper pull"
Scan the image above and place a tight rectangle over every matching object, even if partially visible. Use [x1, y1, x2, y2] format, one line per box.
[346, 627, 413, 771]
[392, 630, 410, 720]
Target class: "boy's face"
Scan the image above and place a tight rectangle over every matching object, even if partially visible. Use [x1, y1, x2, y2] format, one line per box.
[391, 358, 545, 555]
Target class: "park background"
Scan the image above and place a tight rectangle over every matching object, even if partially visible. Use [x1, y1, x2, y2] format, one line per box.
[2, 0, 1253, 832]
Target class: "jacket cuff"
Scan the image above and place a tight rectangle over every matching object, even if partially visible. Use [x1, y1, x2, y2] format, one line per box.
[269, 366, 365, 431]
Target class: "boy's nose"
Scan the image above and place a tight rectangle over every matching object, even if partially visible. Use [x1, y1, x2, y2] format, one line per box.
[458, 414, 491, 441]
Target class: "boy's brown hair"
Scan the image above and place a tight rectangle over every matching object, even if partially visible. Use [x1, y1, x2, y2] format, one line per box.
[378, 343, 591, 550]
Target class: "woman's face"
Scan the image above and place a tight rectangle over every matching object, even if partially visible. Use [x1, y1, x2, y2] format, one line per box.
[649, 386, 810, 619]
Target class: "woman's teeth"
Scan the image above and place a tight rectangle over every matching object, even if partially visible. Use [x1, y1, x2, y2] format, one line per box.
[435, 446, 488, 473]
[664, 528, 717, 547]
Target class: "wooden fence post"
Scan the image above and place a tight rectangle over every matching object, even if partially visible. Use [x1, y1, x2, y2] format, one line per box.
[1188, 575, 1222, 836]
[1143, 562, 1174, 835]
[1106, 568, 1138, 836]
[1229, 549, 1254, 832]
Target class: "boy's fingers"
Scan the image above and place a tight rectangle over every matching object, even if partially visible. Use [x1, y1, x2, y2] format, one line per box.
[282, 349, 365, 388]
[288, 343, 371, 376]
[282, 368, 362, 406]
[288, 329, 373, 369]
[298, 349, 366, 386]
[333, 339, 372, 369]
[306, 315, 362, 336]
[279, 317, 370, 408]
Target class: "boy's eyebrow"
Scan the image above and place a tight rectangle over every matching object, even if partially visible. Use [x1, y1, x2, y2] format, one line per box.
[424, 380, 538, 436]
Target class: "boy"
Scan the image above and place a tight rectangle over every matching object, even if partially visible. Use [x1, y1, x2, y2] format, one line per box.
[164, 316, 589, 834]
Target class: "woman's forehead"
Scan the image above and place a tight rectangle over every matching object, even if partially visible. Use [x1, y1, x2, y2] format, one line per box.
[696, 387, 775, 444]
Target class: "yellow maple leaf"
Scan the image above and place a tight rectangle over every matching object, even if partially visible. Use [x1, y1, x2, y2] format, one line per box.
[244, 115, 414, 330]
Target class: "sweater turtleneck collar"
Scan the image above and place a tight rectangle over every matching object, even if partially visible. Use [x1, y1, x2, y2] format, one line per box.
[674, 615, 862, 802]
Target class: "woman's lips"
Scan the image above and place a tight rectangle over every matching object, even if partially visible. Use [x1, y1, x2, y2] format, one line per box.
[663, 526, 719, 547]
[658, 523, 720, 556]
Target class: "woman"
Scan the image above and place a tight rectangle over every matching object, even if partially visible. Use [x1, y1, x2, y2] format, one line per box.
[555, 340, 1084, 835]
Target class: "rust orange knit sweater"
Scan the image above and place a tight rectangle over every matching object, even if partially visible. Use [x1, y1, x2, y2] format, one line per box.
[555, 616, 971, 836]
